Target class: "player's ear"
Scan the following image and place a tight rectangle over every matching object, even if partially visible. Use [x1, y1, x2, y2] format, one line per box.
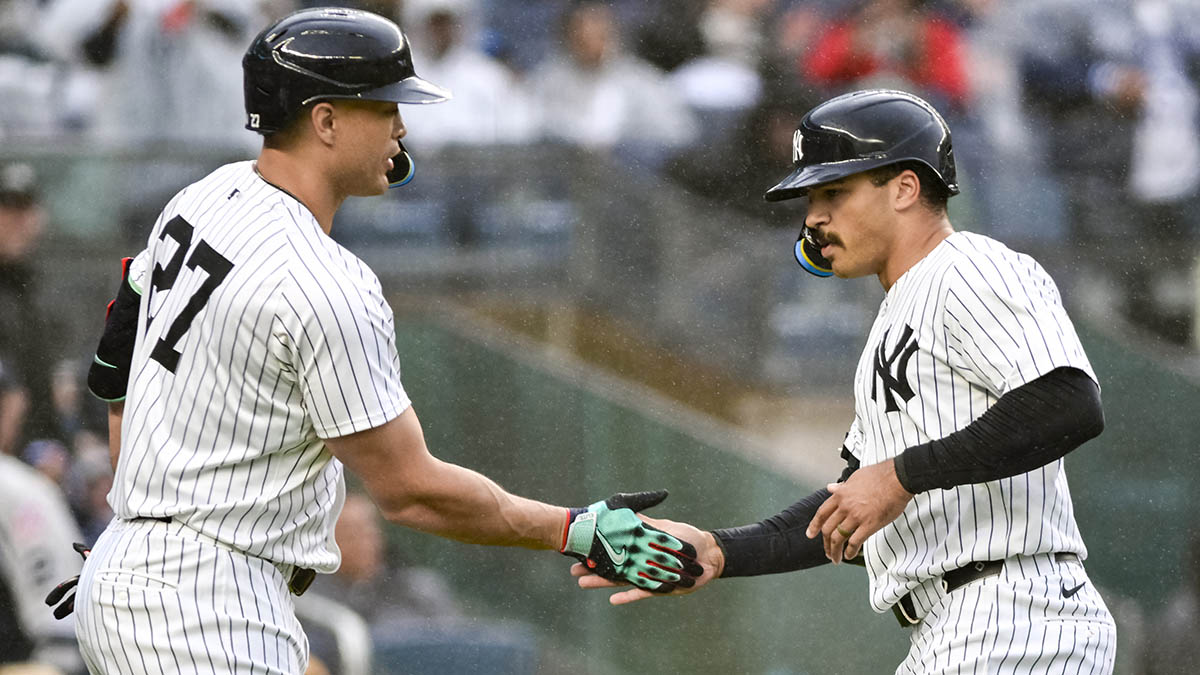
[893, 169, 921, 211]
[310, 102, 338, 147]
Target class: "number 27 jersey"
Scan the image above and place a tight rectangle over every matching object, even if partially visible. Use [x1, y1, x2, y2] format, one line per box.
[111, 161, 411, 572]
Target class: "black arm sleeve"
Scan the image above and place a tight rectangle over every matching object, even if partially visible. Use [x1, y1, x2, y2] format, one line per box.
[711, 447, 860, 578]
[894, 367, 1103, 494]
[87, 257, 140, 402]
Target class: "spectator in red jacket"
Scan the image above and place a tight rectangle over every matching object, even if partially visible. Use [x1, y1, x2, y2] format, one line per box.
[802, 0, 968, 112]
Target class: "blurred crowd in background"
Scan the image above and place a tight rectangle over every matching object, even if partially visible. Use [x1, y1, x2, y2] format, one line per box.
[2, 0, 1200, 673]
[0, 0, 1196, 337]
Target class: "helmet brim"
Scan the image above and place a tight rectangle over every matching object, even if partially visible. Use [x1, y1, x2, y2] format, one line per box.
[305, 75, 452, 106]
[373, 75, 453, 105]
[763, 157, 892, 202]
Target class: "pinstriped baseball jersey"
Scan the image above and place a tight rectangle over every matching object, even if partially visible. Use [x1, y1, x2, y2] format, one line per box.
[111, 160, 411, 573]
[846, 231, 1095, 614]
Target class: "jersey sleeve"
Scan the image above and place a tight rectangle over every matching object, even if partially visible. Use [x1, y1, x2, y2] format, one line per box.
[87, 251, 149, 402]
[276, 272, 410, 439]
[943, 253, 1095, 396]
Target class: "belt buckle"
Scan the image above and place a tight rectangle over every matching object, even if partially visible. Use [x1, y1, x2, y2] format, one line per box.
[288, 567, 316, 596]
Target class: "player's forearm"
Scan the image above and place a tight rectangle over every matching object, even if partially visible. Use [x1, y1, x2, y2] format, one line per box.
[894, 367, 1103, 493]
[711, 487, 834, 577]
[331, 410, 567, 550]
[374, 459, 564, 550]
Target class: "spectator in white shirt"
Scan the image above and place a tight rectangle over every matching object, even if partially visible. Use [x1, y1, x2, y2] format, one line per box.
[401, 0, 536, 150]
[527, 2, 698, 166]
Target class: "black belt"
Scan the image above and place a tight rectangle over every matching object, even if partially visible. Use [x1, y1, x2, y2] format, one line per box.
[893, 552, 1079, 627]
[129, 516, 315, 596]
[136, 515, 172, 523]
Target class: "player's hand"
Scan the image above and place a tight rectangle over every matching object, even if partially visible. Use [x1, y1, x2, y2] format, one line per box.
[572, 514, 722, 605]
[806, 459, 913, 563]
[44, 542, 91, 620]
[561, 491, 703, 593]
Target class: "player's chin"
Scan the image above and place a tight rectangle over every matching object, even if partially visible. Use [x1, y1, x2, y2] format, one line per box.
[353, 173, 390, 197]
[825, 254, 848, 279]
[829, 255, 866, 279]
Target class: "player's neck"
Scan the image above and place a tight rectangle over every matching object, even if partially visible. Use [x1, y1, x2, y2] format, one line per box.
[878, 215, 954, 291]
[255, 150, 342, 234]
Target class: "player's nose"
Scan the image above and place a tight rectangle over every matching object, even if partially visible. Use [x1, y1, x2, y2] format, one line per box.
[804, 209, 828, 232]
[394, 113, 406, 140]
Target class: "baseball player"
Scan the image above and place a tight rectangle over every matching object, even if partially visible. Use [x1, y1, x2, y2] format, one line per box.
[577, 89, 1118, 673]
[44, 8, 701, 674]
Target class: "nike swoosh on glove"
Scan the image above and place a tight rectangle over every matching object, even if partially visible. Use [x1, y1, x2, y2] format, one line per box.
[561, 490, 703, 592]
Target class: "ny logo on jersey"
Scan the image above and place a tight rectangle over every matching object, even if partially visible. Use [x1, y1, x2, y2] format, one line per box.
[872, 324, 919, 413]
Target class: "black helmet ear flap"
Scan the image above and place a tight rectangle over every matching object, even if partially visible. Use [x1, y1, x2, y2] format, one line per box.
[387, 141, 415, 188]
[795, 227, 833, 277]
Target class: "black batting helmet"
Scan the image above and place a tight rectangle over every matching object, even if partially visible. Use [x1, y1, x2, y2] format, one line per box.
[243, 7, 450, 135]
[766, 89, 958, 277]
[764, 89, 959, 202]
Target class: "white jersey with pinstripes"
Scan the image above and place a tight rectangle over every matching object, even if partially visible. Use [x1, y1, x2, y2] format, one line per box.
[112, 160, 411, 573]
[846, 231, 1095, 614]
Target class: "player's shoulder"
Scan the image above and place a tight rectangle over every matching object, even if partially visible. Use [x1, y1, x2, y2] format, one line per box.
[172, 160, 256, 203]
[170, 161, 304, 221]
[937, 231, 1065, 312]
[939, 232, 1050, 282]
[287, 250, 382, 296]
[157, 161, 281, 234]
[161, 162, 384, 311]
[940, 231, 1015, 261]
[275, 234, 386, 319]
[177, 162, 335, 251]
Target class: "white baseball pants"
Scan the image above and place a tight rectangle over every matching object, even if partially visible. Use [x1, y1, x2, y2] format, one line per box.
[74, 517, 309, 674]
[895, 553, 1117, 674]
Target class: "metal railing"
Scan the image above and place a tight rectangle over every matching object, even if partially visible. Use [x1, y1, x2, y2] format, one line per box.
[294, 593, 373, 675]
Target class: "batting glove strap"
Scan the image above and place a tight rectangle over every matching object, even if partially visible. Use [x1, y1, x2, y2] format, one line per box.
[561, 508, 595, 555]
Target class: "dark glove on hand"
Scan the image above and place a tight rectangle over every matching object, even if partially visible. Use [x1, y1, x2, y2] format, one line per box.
[44, 542, 90, 620]
[561, 490, 703, 593]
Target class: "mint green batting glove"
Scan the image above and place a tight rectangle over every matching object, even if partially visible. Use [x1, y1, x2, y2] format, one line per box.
[561, 490, 703, 593]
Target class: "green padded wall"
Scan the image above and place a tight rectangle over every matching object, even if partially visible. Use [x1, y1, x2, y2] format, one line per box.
[383, 315, 1190, 673]
[387, 316, 910, 674]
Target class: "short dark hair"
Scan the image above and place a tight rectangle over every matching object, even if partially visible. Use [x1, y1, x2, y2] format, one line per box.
[864, 161, 950, 213]
[262, 102, 319, 150]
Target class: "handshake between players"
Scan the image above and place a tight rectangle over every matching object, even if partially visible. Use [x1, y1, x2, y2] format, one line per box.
[559, 490, 703, 593]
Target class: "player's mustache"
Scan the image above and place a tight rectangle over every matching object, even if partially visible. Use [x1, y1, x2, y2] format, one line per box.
[804, 228, 839, 248]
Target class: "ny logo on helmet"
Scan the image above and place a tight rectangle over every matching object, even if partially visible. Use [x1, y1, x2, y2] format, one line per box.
[792, 130, 804, 164]
[249, 113, 261, 129]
